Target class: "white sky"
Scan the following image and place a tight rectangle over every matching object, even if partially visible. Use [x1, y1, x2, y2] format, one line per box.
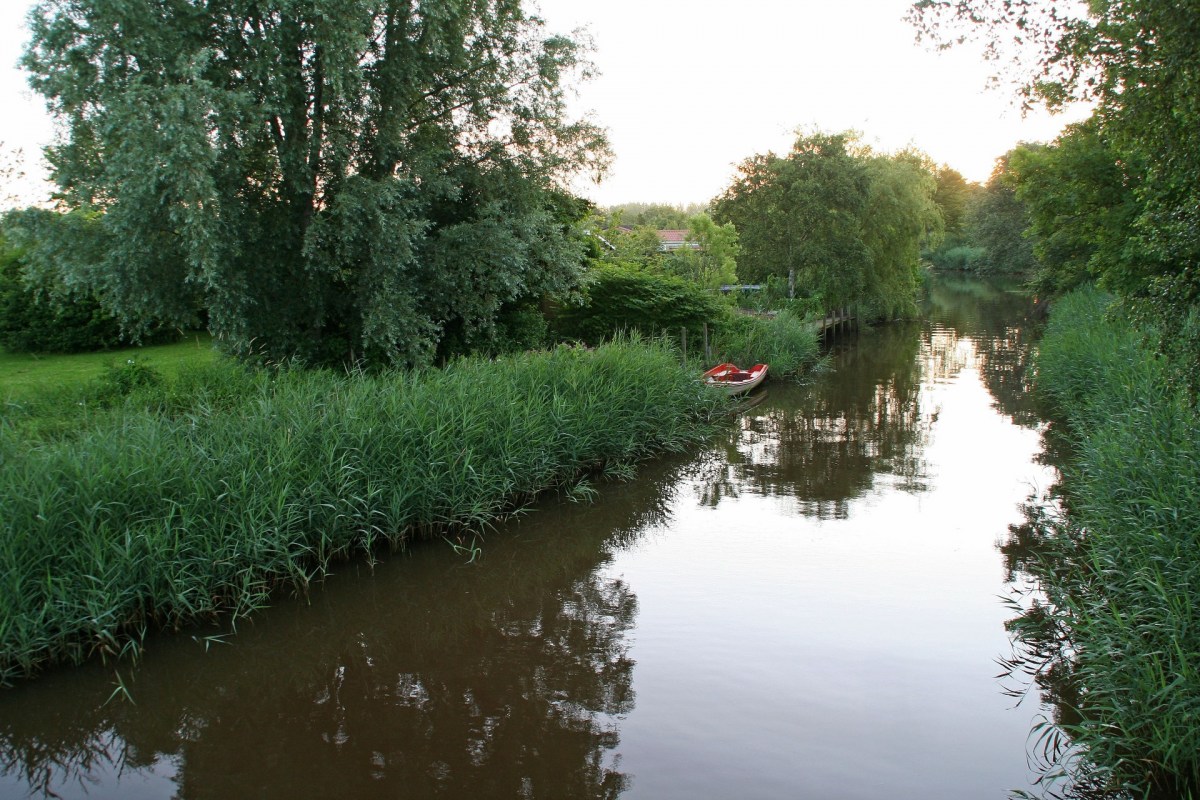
[1, 0, 1091, 209]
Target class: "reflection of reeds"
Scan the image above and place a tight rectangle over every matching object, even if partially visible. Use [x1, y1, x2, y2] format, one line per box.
[0, 338, 727, 684]
[1009, 286, 1200, 798]
[0, 444, 697, 798]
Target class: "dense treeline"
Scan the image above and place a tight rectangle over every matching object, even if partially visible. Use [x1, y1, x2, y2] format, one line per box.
[913, 0, 1200, 382]
[911, 1, 1200, 795]
[924, 158, 1039, 275]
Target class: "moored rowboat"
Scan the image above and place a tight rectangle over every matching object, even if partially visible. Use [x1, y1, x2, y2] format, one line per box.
[702, 362, 768, 395]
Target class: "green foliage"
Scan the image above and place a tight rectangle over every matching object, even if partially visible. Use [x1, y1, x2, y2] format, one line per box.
[713, 131, 870, 305]
[1009, 121, 1146, 297]
[593, 223, 665, 269]
[932, 165, 978, 241]
[603, 203, 705, 229]
[0, 339, 727, 683]
[713, 131, 939, 319]
[0, 213, 128, 353]
[710, 310, 819, 377]
[22, 0, 609, 368]
[910, 0, 1200, 346]
[962, 152, 1039, 275]
[929, 245, 986, 271]
[552, 264, 725, 344]
[661, 213, 741, 289]
[859, 151, 942, 318]
[1031, 286, 1200, 798]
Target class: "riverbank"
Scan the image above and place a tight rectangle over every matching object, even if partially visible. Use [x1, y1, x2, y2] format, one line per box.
[0, 338, 730, 685]
[1028, 287, 1199, 797]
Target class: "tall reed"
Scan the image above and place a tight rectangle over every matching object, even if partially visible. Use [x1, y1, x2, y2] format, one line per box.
[1030, 286, 1200, 798]
[709, 309, 820, 376]
[0, 338, 727, 683]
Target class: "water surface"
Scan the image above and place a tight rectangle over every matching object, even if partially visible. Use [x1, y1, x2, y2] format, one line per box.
[0, 274, 1056, 799]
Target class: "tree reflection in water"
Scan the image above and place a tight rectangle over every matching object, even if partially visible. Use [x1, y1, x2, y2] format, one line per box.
[0, 456, 698, 799]
[694, 276, 1043, 521]
[696, 320, 931, 517]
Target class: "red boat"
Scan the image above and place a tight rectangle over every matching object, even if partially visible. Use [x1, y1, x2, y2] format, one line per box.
[702, 362, 769, 395]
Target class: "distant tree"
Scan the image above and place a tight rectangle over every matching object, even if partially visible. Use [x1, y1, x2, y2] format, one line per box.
[23, 0, 609, 367]
[931, 165, 979, 247]
[910, 0, 1200, 323]
[860, 151, 942, 317]
[589, 218, 663, 269]
[713, 131, 869, 305]
[605, 203, 704, 230]
[964, 151, 1038, 275]
[663, 213, 740, 289]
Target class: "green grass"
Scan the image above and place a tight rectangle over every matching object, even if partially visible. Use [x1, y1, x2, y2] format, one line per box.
[0, 337, 729, 685]
[0, 334, 217, 401]
[708, 309, 821, 377]
[1028, 286, 1200, 799]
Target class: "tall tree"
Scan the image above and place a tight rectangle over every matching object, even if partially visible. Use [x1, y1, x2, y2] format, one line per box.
[931, 165, 977, 247]
[712, 131, 869, 305]
[909, 0, 1200, 319]
[22, 0, 609, 366]
[860, 151, 942, 318]
[1008, 120, 1147, 296]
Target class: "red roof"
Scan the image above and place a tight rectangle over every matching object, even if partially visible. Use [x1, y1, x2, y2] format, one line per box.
[655, 229, 688, 242]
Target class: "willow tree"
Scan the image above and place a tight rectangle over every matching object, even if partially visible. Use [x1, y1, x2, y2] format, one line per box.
[22, 0, 608, 366]
[859, 151, 941, 318]
[712, 131, 939, 317]
[712, 131, 869, 306]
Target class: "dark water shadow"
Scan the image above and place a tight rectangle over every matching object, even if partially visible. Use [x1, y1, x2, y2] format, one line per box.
[0, 455, 705, 800]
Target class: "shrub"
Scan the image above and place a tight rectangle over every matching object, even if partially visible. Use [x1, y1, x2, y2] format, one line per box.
[0, 238, 126, 353]
[551, 264, 725, 344]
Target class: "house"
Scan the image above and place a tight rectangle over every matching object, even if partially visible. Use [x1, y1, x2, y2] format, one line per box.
[655, 230, 701, 252]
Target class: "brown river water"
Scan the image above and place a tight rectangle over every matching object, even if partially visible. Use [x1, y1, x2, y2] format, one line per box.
[0, 274, 1059, 799]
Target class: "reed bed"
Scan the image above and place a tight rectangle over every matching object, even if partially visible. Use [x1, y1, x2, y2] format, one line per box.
[1032, 286, 1200, 798]
[710, 310, 821, 377]
[0, 338, 728, 684]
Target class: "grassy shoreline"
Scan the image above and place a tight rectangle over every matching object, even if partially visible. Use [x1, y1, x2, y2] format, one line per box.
[1, 338, 732, 685]
[1029, 287, 1199, 798]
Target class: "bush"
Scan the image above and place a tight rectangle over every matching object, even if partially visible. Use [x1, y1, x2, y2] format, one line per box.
[551, 264, 725, 344]
[0, 239, 127, 353]
[0, 215, 179, 354]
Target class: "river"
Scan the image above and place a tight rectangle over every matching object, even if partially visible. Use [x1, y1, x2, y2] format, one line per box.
[0, 273, 1059, 799]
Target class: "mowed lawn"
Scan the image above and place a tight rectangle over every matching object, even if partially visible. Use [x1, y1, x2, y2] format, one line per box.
[0, 334, 218, 400]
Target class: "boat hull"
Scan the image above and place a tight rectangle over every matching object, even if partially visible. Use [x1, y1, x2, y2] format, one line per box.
[702, 363, 769, 396]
